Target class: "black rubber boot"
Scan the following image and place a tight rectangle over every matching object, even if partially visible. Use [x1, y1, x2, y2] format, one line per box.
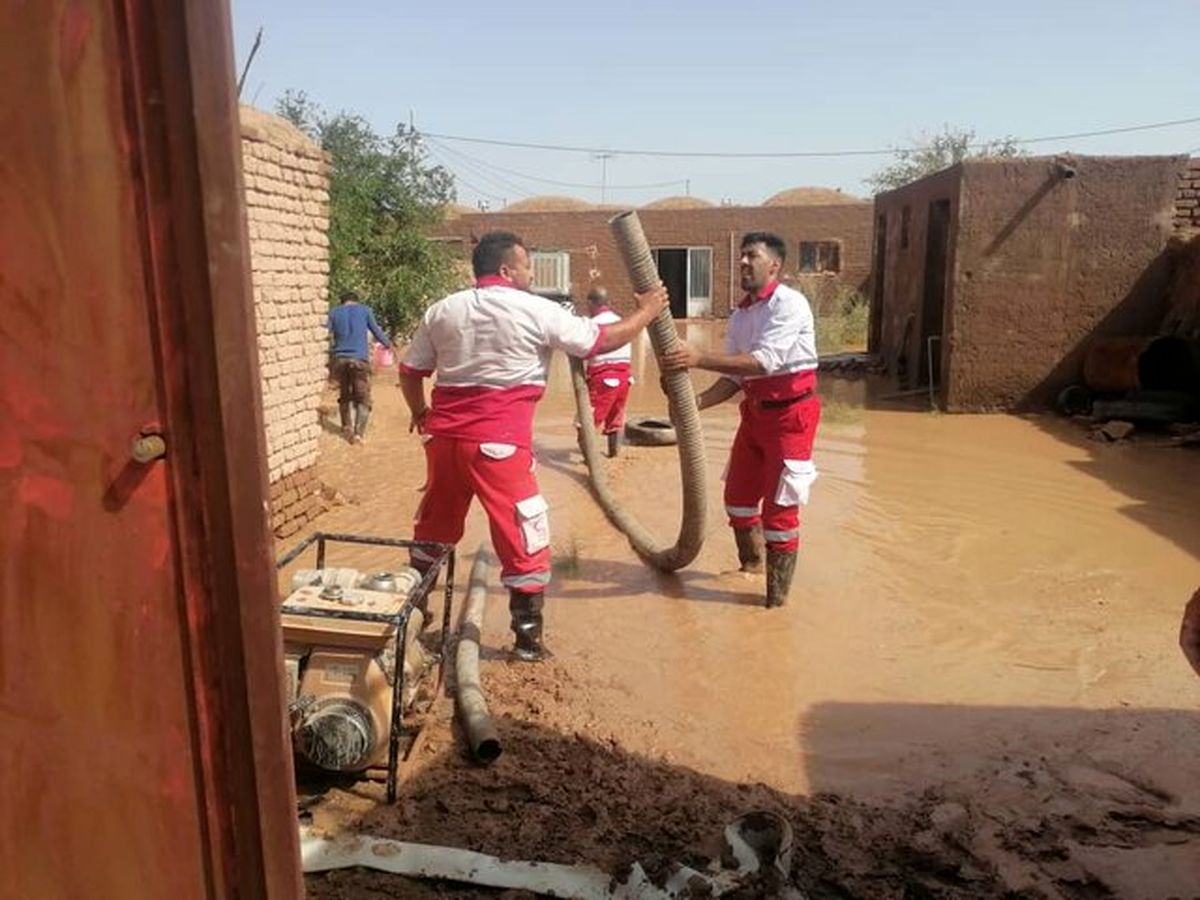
[338, 400, 353, 440]
[734, 525, 765, 574]
[606, 431, 621, 458]
[353, 402, 371, 442]
[765, 550, 797, 608]
[509, 590, 547, 662]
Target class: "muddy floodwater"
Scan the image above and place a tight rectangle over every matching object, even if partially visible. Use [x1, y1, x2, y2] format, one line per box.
[297, 323, 1200, 899]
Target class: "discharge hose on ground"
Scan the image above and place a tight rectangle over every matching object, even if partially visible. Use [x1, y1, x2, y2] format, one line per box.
[454, 547, 501, 764]
[569, 211, 707, 572]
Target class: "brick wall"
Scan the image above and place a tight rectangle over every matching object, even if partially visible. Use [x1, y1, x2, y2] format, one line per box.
[1176, 157, 1200, 231]
[1166, 158, 1200, 338]
[240, 106, 330, 537]
[434, 203, 873, 317]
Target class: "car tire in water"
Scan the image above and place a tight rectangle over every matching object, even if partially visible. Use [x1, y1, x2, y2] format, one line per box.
[624, 417, 678, 447]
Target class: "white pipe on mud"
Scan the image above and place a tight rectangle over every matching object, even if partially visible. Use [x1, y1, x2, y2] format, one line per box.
[300, 812, 803, 898]
[455, 547, 501, 764]
[300, 829, 673, 898]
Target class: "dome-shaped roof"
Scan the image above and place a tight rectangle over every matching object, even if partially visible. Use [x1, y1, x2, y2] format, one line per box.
[641, 196, 715, 210]
[763, 186, 863, 206]
[502, 195, 593, 212]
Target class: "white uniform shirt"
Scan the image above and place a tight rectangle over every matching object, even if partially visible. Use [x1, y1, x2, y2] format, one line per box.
[724, 282, 818, 391]
[404, 283, 600, 385]
[401, 281, 602, 445]
[586, 307, 631, 370]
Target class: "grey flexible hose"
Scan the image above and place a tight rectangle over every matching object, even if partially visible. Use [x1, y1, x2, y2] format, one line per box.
[455, 548, 501, 764]
[569, 211, 707, 572]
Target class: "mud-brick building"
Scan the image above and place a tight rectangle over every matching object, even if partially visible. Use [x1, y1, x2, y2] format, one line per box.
[870, 155, 1195, 411]
[239, 106, 332, 536]
[433, 189, 873, 317]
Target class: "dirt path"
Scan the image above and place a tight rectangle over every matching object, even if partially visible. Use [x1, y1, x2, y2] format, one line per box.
[297, 330, 1200, 899]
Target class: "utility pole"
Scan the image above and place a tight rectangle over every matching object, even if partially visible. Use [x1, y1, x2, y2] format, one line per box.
[593, 152, 615, 204]
[406, 108, 417, 175]
[685, 178, 691, 197]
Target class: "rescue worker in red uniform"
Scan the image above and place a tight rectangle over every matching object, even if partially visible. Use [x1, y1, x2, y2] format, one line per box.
[662, 232, 820, 607]
[398, 232, 667, 660]
[584, 286, 634, 458]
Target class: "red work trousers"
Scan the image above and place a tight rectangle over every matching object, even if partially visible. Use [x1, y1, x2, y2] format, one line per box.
[411, 435, 550, 594]
[723, 395, 821, 552]
[586, 365, 632, 434]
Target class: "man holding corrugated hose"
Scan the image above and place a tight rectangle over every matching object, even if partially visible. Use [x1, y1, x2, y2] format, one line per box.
[661, 231, 820, 607]
[398, 231, 666, 660]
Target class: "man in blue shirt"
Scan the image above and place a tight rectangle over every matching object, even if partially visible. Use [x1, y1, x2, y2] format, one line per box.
[327, 291, 392, 443]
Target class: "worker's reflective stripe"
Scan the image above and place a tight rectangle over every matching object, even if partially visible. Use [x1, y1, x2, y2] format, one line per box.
[501, 571, 551, 588]
[725, 505, 760, 518]
[410, 546, 439, 563]
[763, 528, 798, 543]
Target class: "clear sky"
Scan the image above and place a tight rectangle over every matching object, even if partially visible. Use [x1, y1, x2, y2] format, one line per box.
[230, 1, 1200, 208]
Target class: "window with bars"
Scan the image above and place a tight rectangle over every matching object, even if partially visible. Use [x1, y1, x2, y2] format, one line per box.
[688, 247, 712, 304]
[798, 240, 842, 274]
[530, 250, 570, 293]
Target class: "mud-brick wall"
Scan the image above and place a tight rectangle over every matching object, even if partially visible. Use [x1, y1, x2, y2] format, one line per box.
[1176, 157, 1200, 231]
[870, 166, 964, 383]
[947, 155, 1186, 410]
[240, 106, 330, 537]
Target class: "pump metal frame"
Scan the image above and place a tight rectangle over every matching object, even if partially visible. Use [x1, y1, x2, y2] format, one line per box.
[276, 532, 455, 802]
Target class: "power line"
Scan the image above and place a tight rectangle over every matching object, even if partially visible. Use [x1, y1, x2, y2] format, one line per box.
[426, 137, 688, 191]
[418, 114, 1200, 160]
[425, 146, 516, 209]
[426, 143, 534, 201]
[434, 162, 506, 207]
[434, 145, 537, 199]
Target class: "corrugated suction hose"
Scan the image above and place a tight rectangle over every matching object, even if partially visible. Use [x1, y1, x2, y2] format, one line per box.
[569, 211, 707, 572]
[456, 547, 501, 764]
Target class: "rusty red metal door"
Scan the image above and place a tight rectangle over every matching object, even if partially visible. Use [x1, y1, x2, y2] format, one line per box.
[0, 2, 301, 897]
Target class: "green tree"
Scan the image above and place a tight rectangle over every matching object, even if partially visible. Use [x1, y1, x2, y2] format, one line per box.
[866, 126, 1022, 194]
[277, 90, 459, 337]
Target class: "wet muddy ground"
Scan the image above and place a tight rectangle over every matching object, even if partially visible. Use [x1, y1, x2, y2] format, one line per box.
[295, 325, 1200, 899]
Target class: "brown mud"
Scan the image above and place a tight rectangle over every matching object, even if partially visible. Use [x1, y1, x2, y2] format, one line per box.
[295, 325, 1200, 899]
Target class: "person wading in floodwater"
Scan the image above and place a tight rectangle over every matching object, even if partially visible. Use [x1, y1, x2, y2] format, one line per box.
[661, 231, 820, 608]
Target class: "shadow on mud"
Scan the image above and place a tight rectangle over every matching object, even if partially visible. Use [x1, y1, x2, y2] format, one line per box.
[304, 699, 1200, 900]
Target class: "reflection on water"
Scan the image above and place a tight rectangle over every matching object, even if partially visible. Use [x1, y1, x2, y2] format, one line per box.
[536, 320, 1200, 795]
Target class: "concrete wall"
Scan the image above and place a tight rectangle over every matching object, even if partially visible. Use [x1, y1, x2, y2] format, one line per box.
[947, 156, 1185, 410]
[434, 203, 873, 316]
[871, 166, 963, 382]
[239, 106, 331, 537]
